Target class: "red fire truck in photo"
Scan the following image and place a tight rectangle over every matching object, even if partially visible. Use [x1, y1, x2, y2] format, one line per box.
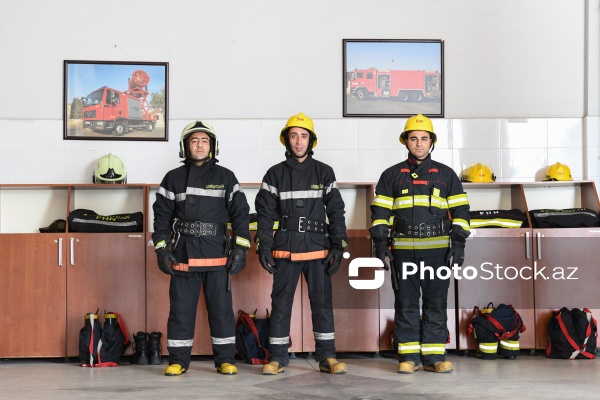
[82, 70, 157, 136]
[348, 68, 441, 102]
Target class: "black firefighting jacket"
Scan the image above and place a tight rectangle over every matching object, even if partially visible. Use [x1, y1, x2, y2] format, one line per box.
[255, 156, 348, 261]
[152, 159, 251, 272]
[370, 155, 470, 256]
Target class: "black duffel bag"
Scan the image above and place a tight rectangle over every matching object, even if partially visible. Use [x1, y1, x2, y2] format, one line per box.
[68, 209, 143, 233]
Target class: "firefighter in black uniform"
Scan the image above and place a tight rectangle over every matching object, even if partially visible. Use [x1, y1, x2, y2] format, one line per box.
[152, 121, 251, 376]
[370, 114, 470, 374]
[255, 113, 349, 375]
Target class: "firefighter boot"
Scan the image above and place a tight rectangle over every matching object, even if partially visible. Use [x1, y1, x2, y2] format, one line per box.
[262, 361, 285, 375]
[132, 331, 149, 365]
[398, 361, 419, 374]
[423, 361, 453, 373]
[148, 331, 162, 365]
[216, 363, 238, 375]
[165, 364, 186, 376]
[319, 358, 347, 374]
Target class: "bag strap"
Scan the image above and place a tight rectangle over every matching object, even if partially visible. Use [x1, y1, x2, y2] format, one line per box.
[580, 308, 597, 358]
[467, 306, 480, 335]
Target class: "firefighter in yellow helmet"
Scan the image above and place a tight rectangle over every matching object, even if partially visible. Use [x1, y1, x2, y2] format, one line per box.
[461, 163, 496, 183]
[255, 113, 349, 375]
[544, 162, 573, 181]
[152, 120, 251, 376]
[370, 114, 470, 374]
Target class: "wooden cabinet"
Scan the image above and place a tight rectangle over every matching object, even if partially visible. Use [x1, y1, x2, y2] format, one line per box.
[0, 234, 67, 357]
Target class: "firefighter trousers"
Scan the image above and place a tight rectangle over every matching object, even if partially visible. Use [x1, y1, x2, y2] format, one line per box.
[166, 270, 236, 369]
[268, 258, 336, 366]
[392, 253, 450, 365]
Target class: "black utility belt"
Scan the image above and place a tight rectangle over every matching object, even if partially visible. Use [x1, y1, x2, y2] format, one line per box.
[394, 220, 449, 238]
[280, 216, 327, 233]
[173, 219, 226, 237]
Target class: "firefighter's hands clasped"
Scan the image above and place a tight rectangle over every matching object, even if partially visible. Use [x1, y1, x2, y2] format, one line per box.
[258, 249, 277, 274]
[227, 247, 247, 275]
[445, 242, 465, 267]
[373, 239, 393, 270]
[156, 247, 178, 276]
[323, 246, 344, 275]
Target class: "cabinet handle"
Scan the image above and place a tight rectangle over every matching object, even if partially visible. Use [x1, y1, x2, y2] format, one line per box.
[536, 232, 543, 260]
[55, 238, 63, 267]
[70, 237, 75, 266]
[525, 231, 530, 260]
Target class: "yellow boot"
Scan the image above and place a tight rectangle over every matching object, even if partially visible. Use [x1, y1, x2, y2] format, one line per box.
[319, 358, 347, 374]
[423, 361, 453, 373]
[262, 361, 285, 375]
[216, 363, 237, 375]
[398, 361, 419, 374]
[164, 364, 186, 376]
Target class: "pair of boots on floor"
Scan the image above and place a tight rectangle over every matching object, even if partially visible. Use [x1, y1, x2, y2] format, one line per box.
[132, 331, 162, 365]
[262, 358, 347, 375]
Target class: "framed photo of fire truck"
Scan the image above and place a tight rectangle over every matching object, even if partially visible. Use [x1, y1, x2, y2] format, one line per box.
[63, 60, 169, 141]
[343, 39, 444, 118]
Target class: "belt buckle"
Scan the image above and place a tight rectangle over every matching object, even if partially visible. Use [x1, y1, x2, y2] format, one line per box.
[418, 222, 426, 238]
[280, 215, 288, 231]
[298, 217, 306, 233]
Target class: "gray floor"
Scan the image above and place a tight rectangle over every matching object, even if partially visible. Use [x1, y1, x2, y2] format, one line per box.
[1, 352, 599, 400]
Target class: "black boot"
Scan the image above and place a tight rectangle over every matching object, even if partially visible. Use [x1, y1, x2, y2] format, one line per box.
[132, 331, 149, 365]
[148, 331, 163, 365]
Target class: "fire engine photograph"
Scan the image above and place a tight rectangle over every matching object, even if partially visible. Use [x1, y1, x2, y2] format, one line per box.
[343, 39, 443, 117]
[63, 60, 168, 141]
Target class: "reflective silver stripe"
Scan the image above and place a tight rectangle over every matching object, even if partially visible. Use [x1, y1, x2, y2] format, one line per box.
[236, 236, 251, 248]
[167, 339, 194, 347]
[188, 187, 226, 198]
[269, 336, 290, 345]
[420, 345, 446, 354]
[314, 332, 335, 340]
[499, 340, 519, 349]
[157, 187, 176, 200]
[175, 193, 186, 202]
[280, 190, 323, 200]
[261, 182, 279, 196]
[71, 218, 138, 228]
[212, 336, 236, 345]
[479, 343, 498, 351]
[229, 184, 243, 201]
[325, 181, 338, 195]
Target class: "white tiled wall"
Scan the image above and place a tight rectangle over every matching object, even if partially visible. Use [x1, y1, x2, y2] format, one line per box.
[0, 117, 597, 193]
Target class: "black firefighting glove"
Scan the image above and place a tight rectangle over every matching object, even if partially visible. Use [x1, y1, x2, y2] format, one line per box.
[445, 241, 465, 267]
[156, 247, 177, 276]
[256, 231, 276, 274]
[227, 247, 247, 275]
[373, 238, 393, 271]
[258, 249, 277, 274]
[324, 246, 344, 275]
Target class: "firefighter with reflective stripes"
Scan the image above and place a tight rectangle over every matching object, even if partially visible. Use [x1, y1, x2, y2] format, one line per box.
[255, 113, 349, 375]
[370, 114, 470, 374]
[152, 121, 251, 376]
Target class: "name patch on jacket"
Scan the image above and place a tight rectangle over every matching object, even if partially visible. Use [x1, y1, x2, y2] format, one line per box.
[206, 184, 225, 189]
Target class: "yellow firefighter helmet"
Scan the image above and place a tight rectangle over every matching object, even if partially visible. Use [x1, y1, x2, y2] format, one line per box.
[461, 163, 496, 183]
[280, 112, 318, 149]
[399, 114, 437, 145]
[544, 162, 573, 181]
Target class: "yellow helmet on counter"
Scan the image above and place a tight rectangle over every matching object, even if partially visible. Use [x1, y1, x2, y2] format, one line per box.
[544, 162, 573, 181]
[461, 163, 496, 183]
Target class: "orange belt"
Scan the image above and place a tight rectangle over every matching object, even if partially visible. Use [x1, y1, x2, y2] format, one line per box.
[272, 249, 329, 261]
[172, 257, 228, 271]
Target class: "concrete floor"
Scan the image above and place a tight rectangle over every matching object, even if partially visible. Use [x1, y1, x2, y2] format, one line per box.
[1, 351, 599, 400]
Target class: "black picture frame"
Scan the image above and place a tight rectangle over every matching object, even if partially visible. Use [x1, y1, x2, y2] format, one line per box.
[63, 60, 169, 141]
[343, 39, 444, 118]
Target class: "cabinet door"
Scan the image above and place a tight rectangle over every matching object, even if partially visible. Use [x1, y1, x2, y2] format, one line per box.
[456, 228, 535, 350]
[66, 233, 146, 356]
[0, 234, 67, 357]
[533, 228, 600, 349]
[303, 231, 380, 353]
